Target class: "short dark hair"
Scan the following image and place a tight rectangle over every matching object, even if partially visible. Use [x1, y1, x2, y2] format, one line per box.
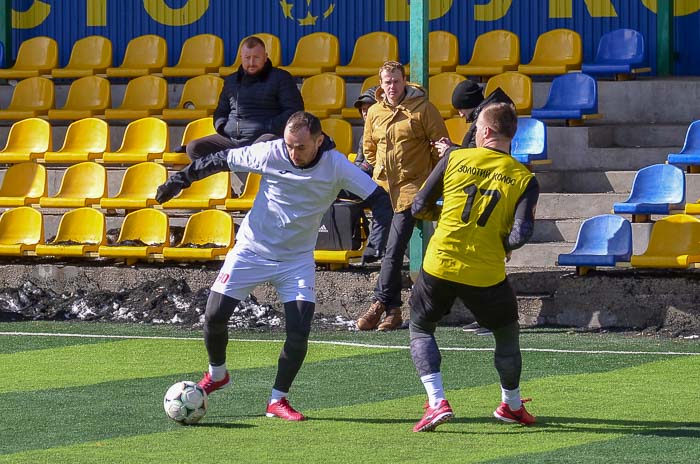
[479, 103, 518, 139]
[286, 111, 322, 137]
[241, 36, 266, 50]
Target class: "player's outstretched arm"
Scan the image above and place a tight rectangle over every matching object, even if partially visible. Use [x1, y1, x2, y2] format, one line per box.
[155, 150, 230, 204]
[504, 177, 540, 252]
[412, 153, 449, 221]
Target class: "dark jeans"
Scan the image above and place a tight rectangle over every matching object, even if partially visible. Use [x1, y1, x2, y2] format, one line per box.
[374, 207, 416, 308]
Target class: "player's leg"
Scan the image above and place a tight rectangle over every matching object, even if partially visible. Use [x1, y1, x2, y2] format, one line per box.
[185, 133, 239, 161]
[199, 291, 239, 393]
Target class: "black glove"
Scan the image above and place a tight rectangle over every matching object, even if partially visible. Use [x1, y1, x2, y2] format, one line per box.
[155, 181, 183, 204]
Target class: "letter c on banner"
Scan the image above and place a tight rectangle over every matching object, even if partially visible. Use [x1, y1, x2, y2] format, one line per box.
[12, 0, 51, 29]
[143, 0, 210, 26]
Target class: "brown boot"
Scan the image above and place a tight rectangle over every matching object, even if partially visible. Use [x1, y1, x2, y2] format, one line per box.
[377, 307, 403, 331]
[356, 301, 386, 330]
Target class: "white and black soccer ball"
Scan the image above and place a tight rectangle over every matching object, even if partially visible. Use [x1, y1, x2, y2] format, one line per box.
[163, 381, 208, 425]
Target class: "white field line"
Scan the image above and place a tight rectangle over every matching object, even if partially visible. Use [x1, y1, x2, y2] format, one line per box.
[0, 331, 698, 356]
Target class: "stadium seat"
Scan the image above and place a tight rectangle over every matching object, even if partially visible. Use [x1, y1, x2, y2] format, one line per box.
[159, 171, 230, 209]
[335, 32, 399, 77]
[444, 117, 470, 144]
[557, 214, 632, 275]
[35, 208, 106, 258]
[613, 164, 685, 222]
[38, 162, 107, 208]
[279, 32, 340, 77]
[224, 173, 261, 212]
[518, 29, 582, 75]
[106, 34, 168, 77]
[220, 33, 282, 76]
[429, 72, 466, 118]
[161, 75, 224, 121]
[0, 162, 47, 207]
[301, 73, 345, 118]
[456, 30, 520, 78]
[530, 73, 602, 126]
[161, 117, 216, 165]
[51, 35, 112, 78]
[630, 215, 700, 268]
[42, 118, 109, 163]
[0, 118, 52, 163]
[46, 75, 111, 120]
[100, 162, 167, 210]
[162, 34, 223, 77]
[321, 118, 353, 156]
[485, 72, 532, 115]
[404, 31, 459, 76]
[101, 117, 168, 164]
[0, 207, 44, 256]
[667, 120, 700, 171]
[511, 117, 548, 165]
[103, 75, 168, 120]
[98, 208, 169, 262]
[0, 36, 58, 79]
[162, 210, 234, 261]
[582, 28, 651, 80]
[0, 76, 54, 120]
[340, 75, 380, 119]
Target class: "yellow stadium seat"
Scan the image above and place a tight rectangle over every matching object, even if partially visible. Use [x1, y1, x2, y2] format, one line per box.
[0, 76, 54, 120]
[314, 249, 365, 267]
[429, 72, 466, 118]
[104, 75, 168, 120]
[42, 118, 109, 163]
[160, 171, 230, 209]
[35, 208, 105, 258]
[0, 207, 44, 256]
[106, 34, 168, 78]
[279, 32, 340, 77]
[161, 117, 216, 165]
[485, 72, 533, 115]
[162, 34, 223, 77]
[518, 29, 582, 76]
[161, 75, 224, 121]
[301, 73, 345, 118]
[444, 117, 470, 144]
[101, 117, 168, 164]
[163, 210, 233, 261]
[321, 118, 353, 156]
[0, 118, 52, 163]
[100, 162, 167, 210]
[630, 215, 700, 268]
[98, 208, 169, 262]
[340, 75, 380, 119]
[51, 36, 112, 78]
[224, 173, 261, 212]
[0, 36, 58, 79]
[405, 30, 459, 76]
[0, 162, 47, 207]
[456, 30, 520, 78]
[335, 32, 399, 77]
[219, 33, 282, 76]
[38, 162, 106, 208]
[47, 76, 111, 120]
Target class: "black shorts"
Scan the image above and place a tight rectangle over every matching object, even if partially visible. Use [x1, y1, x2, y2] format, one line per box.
[409, 268, 518, 331]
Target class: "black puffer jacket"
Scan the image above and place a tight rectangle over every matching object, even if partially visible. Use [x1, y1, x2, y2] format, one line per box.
[461, 87, 514, 148]
[214, 59, 304, 143]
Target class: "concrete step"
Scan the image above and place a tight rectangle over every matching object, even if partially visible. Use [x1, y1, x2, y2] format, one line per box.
[531, 218, 653, 254]
[536, 193, 627, 219]
[587, 124, 688, 149]
[506, 242, 573, 268]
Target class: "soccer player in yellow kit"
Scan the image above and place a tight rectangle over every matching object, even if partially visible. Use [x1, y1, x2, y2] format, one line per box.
[409, 103, 540, 432]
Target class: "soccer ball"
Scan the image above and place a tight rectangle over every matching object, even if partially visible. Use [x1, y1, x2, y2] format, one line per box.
[163, 381, 208, 425]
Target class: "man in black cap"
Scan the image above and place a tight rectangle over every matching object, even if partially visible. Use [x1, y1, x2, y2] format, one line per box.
[351, 85, 379, 168]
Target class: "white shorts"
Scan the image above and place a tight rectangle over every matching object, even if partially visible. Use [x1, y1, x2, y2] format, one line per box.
[210, 244, 316, 303]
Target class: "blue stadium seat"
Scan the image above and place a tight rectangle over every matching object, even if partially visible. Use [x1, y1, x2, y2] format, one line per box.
[613, 164, 685, 221]
[531, 73, 601, 125]
[511, 117, 547, 164]
[581, 29, 651, 79]
[557, 214, 632, 274]
[667, 120, 700, 169]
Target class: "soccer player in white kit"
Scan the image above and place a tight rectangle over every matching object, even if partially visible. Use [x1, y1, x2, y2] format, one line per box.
[156, 112, 391, 421]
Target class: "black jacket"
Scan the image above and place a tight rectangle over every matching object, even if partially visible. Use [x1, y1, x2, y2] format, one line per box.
[461, 88, 514, 148]
[214, 59, 304, 143]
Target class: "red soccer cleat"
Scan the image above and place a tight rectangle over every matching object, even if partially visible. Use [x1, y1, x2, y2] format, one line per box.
[266, 398, 305, 421]
[413, 399, 454, 432]
[493, 398, 536, 425]
[197, 371, 231, 395]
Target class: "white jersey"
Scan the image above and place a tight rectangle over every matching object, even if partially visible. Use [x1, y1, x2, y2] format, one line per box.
[225, 138, 378, 262]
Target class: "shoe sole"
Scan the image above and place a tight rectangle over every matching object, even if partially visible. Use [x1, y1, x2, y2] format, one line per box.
[414, 411, 454, 432]
[493, 411, 533, 425]
[265, 412, 305, 421]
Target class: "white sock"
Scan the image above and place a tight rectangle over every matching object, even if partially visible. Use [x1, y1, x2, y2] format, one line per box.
[269, 388, 287, 404]
[420, 372, 446, 408]
[209, 363, 228, 382]
[502, 386, 521, 411]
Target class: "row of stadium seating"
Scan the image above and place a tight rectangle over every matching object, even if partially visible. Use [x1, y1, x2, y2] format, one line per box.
[0, 28, 650, 81]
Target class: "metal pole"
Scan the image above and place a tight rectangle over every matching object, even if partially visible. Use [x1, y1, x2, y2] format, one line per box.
[656, 0, 673, 76]
[0, 0, 11, 67]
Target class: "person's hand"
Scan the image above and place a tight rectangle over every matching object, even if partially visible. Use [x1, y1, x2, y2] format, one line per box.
[432, 137, 455, 158]
[155, 181, 182, 204]
[505, 250, 512, 263]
